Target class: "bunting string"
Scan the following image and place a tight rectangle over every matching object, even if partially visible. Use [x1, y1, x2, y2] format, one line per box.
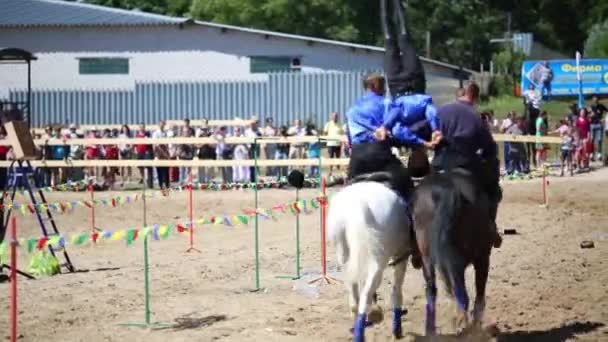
[1, 190, 170, 216]
[0, 197, 324, 256]
[2, 176, 339, 196]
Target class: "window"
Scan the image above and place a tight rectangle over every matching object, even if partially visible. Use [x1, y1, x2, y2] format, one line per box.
[250, 56, 299, 73]
[78, 58, 129, 75]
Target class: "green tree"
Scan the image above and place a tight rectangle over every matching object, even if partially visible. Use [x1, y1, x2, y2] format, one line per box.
[490, 48, 526, 96]
[584, 19, 608, 58]
[82, 0, 606, 68]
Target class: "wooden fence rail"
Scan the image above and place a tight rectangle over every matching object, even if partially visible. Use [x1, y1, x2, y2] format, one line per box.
[0, 134, 563, 147]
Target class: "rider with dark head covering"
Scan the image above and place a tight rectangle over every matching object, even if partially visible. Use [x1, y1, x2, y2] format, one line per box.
[375, 0, 441, 178]
[432, 82, 503, 248]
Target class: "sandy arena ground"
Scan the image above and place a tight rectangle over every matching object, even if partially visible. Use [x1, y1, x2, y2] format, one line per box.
[0, 169, 607, 342]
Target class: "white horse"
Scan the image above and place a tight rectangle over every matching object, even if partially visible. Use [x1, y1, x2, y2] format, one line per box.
[328, 180, 414, 342]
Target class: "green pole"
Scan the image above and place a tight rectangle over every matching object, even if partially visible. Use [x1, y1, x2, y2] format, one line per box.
[295, 188, 301, 279]
[120, 172, 169, 328]
[254, 139, 260, 291]
[142, 183, 150, 325]
[143, 234, 150, 324]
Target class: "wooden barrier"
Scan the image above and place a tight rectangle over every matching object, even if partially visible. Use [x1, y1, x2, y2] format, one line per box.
[0, 134, 562, 147]
[0, 158, 349, 168]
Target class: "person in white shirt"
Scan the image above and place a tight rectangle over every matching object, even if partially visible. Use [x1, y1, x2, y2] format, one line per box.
[287, 119, 306, 166]
[323, 112, 344, 173]
[152, 121, 170, 189]
[214, 126, 232, 183]
[244, 119, 262, 182]
[232, 126, 250, 182]
[523, 85, 542, 168]
[263, 117, 278, 177]
[499, 112, 514, 133]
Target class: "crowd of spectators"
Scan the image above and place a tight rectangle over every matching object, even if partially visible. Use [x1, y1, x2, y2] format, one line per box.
[0, 90, 606, 190]
[3, 114, 350, 189]
[494, 88, 607, 177]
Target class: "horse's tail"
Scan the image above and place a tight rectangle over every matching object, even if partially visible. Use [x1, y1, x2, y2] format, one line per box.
[429, 178, 465, 297]
[328, 193, 349, 266]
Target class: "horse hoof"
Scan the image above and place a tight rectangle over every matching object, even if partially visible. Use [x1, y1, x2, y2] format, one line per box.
[368, 305, 384, 324]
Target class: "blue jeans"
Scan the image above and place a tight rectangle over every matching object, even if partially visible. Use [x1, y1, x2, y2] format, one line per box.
[275, 151, 288, 179]
[590, 124, 603, 156]
[503, 143, 510, 169]
[179, 166, 192, 184]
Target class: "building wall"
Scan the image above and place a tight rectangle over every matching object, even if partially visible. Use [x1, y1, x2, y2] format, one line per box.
[0, 25, 463, 97]
[9, 72, 459, 128]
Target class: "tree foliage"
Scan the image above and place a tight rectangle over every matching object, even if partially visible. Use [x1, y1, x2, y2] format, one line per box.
[83, 0, 607, 68]
[584, 19, 608, 58]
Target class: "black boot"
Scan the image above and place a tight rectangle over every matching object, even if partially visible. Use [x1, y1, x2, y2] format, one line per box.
[488, 199, 502, 248]
[391, 0, 408, 36]
[380, 0, 392, 39]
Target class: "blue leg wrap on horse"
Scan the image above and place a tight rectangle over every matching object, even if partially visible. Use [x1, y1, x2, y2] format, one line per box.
[426, 286, 437, 333]
[353, 314, 367, 342]
[454, 285, 468, 312]
[392, 308, 403, 337]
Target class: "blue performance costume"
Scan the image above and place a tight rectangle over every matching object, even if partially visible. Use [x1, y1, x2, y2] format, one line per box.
[383, 94, 439, 147]
[345, 82, 414, 201]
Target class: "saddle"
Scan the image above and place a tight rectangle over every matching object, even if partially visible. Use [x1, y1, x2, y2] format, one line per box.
[436, 167, 478, 204]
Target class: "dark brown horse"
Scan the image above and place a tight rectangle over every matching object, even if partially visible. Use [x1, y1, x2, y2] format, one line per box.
[412, 168, 493, 335]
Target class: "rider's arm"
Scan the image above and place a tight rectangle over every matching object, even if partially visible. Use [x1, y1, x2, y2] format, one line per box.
[383, 102, 404, 131]
[425, 104, 440, 132]
[391, 123, 426, 147]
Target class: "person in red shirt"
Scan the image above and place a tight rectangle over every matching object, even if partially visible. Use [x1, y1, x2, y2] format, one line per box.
[576, 108, 591, 168]
[134, 123, 153, 188]
[102, 129, 120, 189]
[84, 128, 100, 182]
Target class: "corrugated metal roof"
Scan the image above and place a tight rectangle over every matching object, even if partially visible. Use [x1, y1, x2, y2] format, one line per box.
[0, 0, 190, 28]
[194, 21, 475, 74]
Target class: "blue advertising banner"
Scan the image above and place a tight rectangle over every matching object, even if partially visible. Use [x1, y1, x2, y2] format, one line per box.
[521, 59, 608, 96]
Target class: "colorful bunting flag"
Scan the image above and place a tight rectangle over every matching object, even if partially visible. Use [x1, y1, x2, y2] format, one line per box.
[1, 196, 324, 255]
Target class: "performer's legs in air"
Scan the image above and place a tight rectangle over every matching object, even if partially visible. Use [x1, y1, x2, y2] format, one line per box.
[380, 0, 423, 269]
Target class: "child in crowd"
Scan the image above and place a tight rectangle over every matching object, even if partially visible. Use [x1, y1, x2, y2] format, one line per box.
[275, 126, 290, 179]
[506, 116, 527, 174]
[556, 120, 574, 176]
[306, 124, 320, 177]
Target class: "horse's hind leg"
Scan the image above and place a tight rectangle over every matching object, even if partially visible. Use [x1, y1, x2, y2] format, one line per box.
[348, 282, 359, 318]
[422, 256, 437, 336]
[353, 260, 384, 342]
[451, 268, 470, 332]
[472, 254, 490, 325]
[391, 260, 407, 338]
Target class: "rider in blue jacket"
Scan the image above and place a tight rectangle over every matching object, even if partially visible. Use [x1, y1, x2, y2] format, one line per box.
[345, 73, 414, 201]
